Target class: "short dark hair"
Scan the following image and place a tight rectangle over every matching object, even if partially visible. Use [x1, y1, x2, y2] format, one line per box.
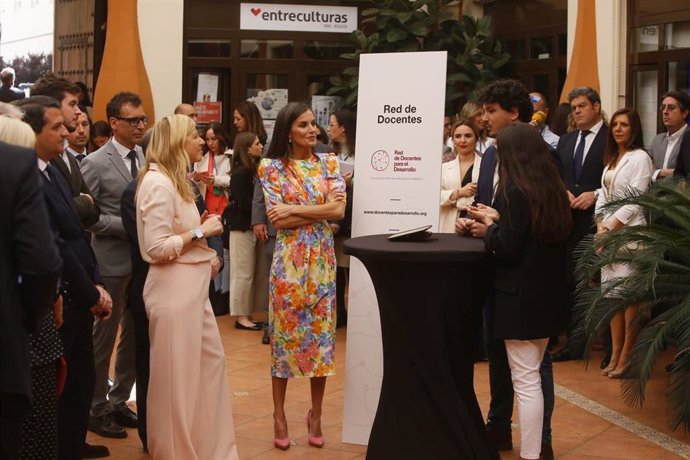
[604, 108, 644, 165]
[478, 79, 532, 123]
[15, 95, 61, 134]
[106, 92, 143, 119]
[266, 102, 312, 161]
[661, 90, 690, 121]
[567, 86, 601, 106]
[30, 73, 81, 103]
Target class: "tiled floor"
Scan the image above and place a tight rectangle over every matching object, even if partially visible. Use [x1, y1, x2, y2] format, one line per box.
[90, 315, 690, 459]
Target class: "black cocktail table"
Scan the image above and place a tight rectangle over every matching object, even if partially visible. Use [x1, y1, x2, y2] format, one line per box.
[345, 233, 499, 460]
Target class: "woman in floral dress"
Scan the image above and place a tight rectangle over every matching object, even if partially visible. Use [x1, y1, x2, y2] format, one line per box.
[258, 102, 346, 450]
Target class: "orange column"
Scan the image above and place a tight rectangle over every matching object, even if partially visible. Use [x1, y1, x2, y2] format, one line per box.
[92, 0, 155, 125]
[559, 0, 600, 103]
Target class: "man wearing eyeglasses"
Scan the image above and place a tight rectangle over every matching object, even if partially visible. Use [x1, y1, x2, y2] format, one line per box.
[81, 92, 147, 440]
[649, 90, 689, 180]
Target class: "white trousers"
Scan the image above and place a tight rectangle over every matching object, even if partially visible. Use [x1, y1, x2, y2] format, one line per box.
[504, 338, 549, 460]
[229, 230, 268, 316]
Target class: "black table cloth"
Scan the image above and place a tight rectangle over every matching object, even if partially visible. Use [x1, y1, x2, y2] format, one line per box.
[345, 233, 499, 460]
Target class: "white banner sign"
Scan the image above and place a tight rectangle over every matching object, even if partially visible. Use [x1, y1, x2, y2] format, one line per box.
[240, 3, 357, 33]
[342, 51, 447, 445]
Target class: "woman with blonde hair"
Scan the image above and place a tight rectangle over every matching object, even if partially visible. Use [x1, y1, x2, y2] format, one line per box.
[136, 114, 238, 460]
[0, 116, 36, 147]
[459, 101, 493, 155]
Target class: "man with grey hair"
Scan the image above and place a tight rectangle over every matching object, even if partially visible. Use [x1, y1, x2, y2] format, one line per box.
[0, 68, 26, 103]
[553, 86, 609, 363]
[649, 90, 690, 180]
[0, 101, 24, 118]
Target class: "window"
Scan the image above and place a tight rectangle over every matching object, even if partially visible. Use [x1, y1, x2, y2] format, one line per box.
[240, 40, 293, 59]
[188, 39, 231, 58]
[303, 41, 354, 60]
[631, 26, 659, 52]
[665, 21, 690, 50]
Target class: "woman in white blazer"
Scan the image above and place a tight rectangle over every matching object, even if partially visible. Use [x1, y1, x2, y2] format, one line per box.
[439, 120, 482, 233]
[594, 108, 653, 379]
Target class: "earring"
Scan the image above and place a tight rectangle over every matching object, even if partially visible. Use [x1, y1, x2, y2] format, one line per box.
[288, 137, 292, 144]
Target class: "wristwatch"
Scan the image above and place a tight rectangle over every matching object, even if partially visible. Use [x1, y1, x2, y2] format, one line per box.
[191, 228, 204, 241]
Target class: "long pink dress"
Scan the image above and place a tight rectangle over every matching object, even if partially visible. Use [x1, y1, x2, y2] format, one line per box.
[136, 164, 239, 460]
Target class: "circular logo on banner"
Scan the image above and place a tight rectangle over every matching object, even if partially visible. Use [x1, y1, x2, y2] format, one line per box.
[371, 150, 390, 171]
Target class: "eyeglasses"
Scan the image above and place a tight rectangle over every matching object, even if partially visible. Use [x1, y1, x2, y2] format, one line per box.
[660, 104, 679, 112]
[530, 95, 542, 103]
[113, 116, 148, 127]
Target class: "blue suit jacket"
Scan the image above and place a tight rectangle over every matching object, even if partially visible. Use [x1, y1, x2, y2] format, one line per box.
[42, 164, 101, 312]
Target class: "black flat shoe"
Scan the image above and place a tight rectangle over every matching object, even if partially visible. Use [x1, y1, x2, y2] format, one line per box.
[252, 321, 267, 328]
[83, 442, 110, 458]
[88, 414, 127, 438]
[235, 321, 262, 331]
[262, 326, 270, 345]
[112, 406, 138, 428]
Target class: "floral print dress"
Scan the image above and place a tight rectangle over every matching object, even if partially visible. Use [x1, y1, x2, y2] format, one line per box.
[258, 153, 345, 378]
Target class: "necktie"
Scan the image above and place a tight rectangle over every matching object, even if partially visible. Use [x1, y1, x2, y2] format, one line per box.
[76, 153, 86, 163]
[127, 150, 139, 179]
[573, 130, 591, 182]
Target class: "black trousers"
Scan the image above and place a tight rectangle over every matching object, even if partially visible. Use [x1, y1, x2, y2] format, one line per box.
[0, 392, 31, 459]
[58, 308, 96, 459]
[131, 310, 150, 450]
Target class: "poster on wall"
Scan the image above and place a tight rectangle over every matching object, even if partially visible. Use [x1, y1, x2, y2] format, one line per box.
[312, 95, 341, 129]
[342, 51, 447, 445]
[194, 101, 222, 124]
[246, 88, 288, 120]
[196, 73, 219, 102]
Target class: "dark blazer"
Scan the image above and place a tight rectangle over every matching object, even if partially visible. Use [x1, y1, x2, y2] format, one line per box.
[484, 184, 569, 340]
[674, 129, 690, 178]
[227, 167, 255, 232]
[0, 143, 62, 397]
[557, 124, 609, 242]
[475, 146, 497, 206]
[42, 164, 102, 312]
[121, 179, 224, 313]
[50, 150, 100, 228]
[0, 84, 26, 102]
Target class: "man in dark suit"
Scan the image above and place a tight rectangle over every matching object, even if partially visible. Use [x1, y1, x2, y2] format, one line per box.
[552, 87, 609, 363]
[456, 78, 557, 460]
[650, 91, 689, 180]
[20, 96, 113, 459]
[30, 76, 101, 229]
[120, 174, 225, 452]
[0, 67, 26, 102]
[674, 127, 690, 178]
[0, 141, 62, 459]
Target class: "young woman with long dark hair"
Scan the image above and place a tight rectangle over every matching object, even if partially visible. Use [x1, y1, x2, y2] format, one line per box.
[468, 123, 572, 460]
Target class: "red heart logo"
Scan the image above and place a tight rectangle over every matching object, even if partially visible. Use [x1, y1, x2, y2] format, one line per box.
[251, 8, 261, 16]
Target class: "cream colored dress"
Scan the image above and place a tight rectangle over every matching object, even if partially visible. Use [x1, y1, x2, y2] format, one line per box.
[136, 164, 239, 460]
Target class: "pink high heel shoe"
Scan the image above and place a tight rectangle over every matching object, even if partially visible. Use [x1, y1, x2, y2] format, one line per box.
[273, 437, 290, 450]
[306, 410, 324, 448]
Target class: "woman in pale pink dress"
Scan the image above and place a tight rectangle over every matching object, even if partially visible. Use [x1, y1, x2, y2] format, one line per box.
[136, 114, 238, 460]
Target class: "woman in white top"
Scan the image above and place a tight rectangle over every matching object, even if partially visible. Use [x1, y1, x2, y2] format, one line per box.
[594, 108, 653, 379]
[193, 122, 233, 314]
[439, 120, 482, 233]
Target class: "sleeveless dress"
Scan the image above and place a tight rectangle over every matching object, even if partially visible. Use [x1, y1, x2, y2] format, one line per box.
[258, 154, 345, 378]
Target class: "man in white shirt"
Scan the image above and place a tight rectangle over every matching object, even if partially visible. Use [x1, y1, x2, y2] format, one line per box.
[649, 90, 689, 180]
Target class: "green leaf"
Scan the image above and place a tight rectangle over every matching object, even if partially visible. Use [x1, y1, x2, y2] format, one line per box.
[447, 73, 473, 83]
[386, 28, 409, 42]
[491, 53, 511, 69]
[342, 67, 359, 77]
[396, 11, 413, 23]
[407, 22, 429, 37]
[477, 15, 493, 34]
[361, 8, 380, 17]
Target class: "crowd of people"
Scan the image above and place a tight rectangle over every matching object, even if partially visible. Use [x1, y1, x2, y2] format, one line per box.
[1, 66, 689, 460]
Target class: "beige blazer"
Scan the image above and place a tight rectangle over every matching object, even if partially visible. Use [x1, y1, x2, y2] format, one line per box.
[193, 149, 232, 198]
[439, 153, 481, 233]
[136, 164, 216, 265]
[595, 148, 653, 228]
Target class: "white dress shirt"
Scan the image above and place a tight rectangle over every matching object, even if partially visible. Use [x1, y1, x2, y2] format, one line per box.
[112, 137, 141, 173]
[573, 119, 604, 163]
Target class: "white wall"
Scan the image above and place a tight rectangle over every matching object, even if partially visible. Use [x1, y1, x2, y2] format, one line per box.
[138, 0, 184, 119]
